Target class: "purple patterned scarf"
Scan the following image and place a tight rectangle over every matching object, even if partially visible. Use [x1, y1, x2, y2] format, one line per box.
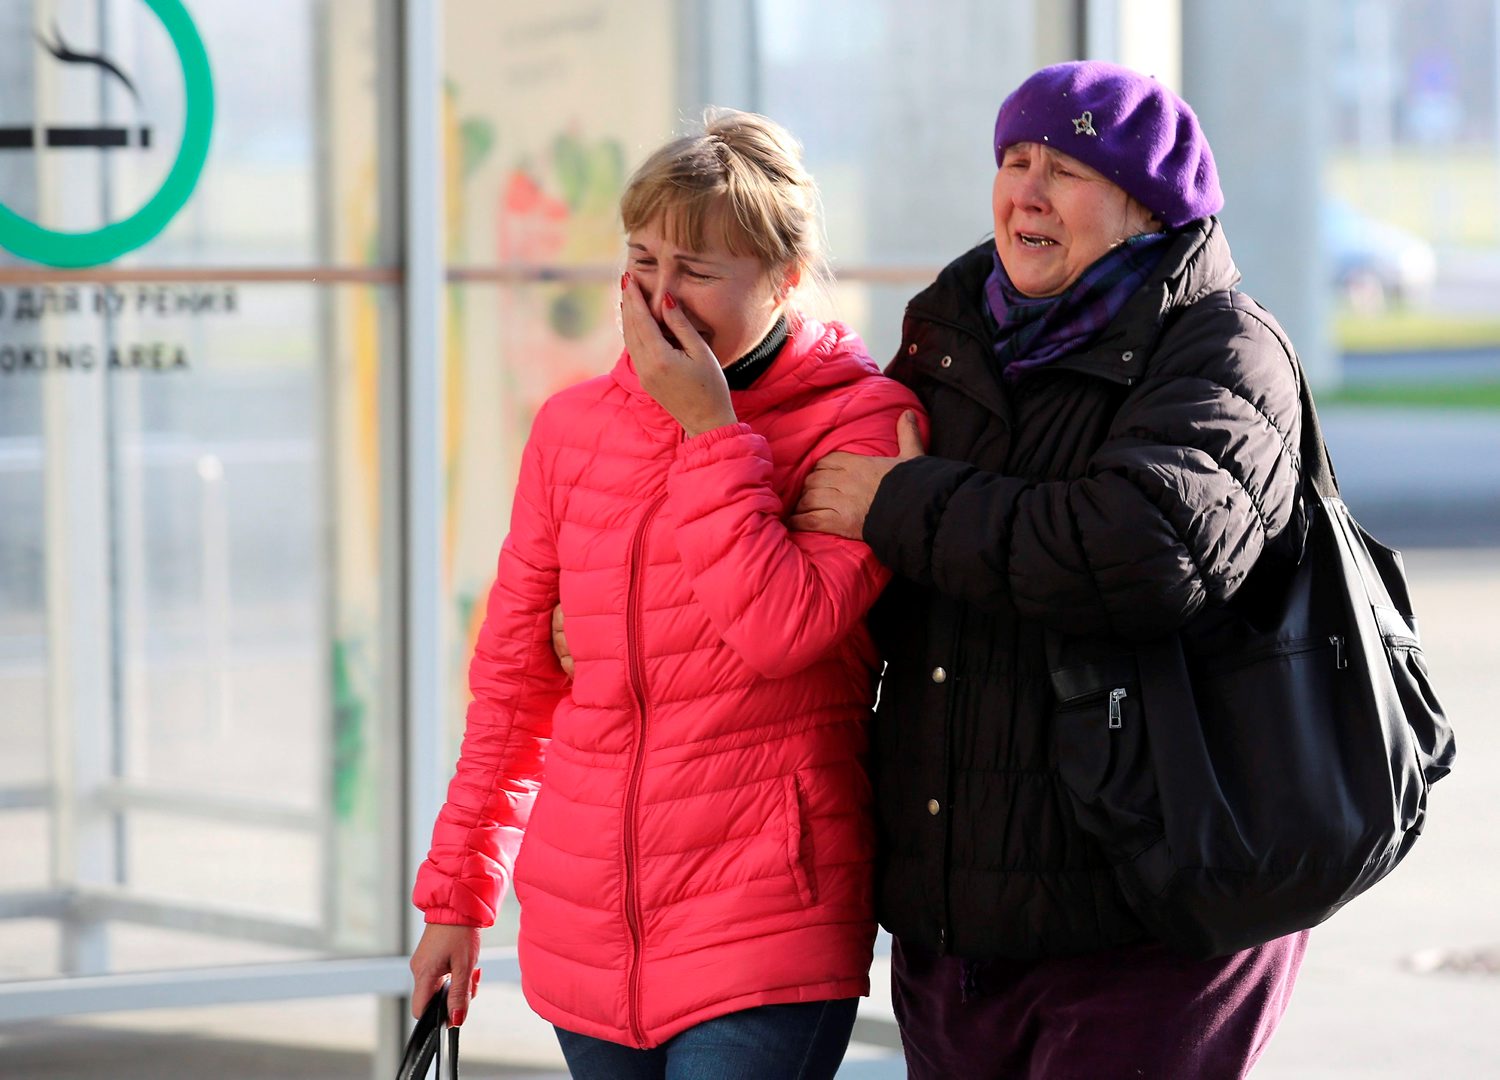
[983, 230, 1174, 380]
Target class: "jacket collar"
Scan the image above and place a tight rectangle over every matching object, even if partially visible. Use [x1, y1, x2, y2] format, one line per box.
[907, 217, 1240, 388]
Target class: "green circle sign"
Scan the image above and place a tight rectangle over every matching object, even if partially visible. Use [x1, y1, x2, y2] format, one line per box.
[0, 0, 213, 268]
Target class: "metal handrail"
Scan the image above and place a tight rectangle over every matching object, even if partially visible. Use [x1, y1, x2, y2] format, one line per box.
[0, 949, 520, 1023]
[90, 781, 319, 831]
[0, 262, 942, 286]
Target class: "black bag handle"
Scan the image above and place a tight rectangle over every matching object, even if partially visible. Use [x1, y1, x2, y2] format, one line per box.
[1154, 287, 1338, 502]
[1144, 296, 1336, 613]
[397, 978, 460, 1080]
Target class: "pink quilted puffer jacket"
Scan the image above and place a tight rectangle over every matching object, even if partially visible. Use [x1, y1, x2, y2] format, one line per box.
[412, 317, 922, 1048]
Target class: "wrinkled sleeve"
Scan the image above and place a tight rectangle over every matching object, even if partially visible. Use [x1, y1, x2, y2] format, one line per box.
[669, 379, 924, 677]
[864, 299, 1302, 639]
[411, 426, 568, 926]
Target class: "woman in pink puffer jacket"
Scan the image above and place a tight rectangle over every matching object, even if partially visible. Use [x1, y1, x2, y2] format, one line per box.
[408, 108, 923, 1079]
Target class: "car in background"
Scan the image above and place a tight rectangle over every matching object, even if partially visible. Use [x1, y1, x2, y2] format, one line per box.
[1323, 198, 1438, 311]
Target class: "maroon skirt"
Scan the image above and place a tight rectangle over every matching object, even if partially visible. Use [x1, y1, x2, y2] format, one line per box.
[891, 930, 1309, 1080]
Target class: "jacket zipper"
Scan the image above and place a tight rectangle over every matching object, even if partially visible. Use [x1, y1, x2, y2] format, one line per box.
[1097, 637, 1348, 732]
[622, 491, 667, 1047]
[1107, 687, 1128, 729]
[1199, 634, 1341, 678]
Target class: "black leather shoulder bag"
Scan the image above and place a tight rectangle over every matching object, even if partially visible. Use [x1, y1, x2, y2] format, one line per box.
[1050, 353, 1458, 958]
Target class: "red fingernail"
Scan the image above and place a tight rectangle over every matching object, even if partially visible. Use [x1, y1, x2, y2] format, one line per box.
[620, 272, 628, 291]
[450, 1006, 466, 1027]
[663, 292, 676, 310]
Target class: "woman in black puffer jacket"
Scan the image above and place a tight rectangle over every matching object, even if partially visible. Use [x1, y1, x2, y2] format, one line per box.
[793, 60, 1307, 1079]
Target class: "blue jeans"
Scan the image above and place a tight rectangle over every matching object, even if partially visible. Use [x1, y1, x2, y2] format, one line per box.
[554, 998, 859, 1080]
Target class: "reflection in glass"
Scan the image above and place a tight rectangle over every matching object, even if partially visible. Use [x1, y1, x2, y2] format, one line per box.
[0, 283, 400, 979]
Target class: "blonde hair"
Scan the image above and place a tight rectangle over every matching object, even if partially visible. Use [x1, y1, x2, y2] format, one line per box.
[620, 108, 833, 316]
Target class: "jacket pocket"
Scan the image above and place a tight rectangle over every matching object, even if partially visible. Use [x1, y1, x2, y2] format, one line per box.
[783, 772, 817, 905]
[1052, 679, 1162, 864]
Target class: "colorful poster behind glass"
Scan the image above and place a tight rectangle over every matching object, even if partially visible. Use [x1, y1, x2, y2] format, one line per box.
[442, 0, 677, 727]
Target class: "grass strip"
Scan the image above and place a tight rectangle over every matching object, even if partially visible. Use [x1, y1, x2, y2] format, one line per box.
[1322, 380, 1500, 409]
[1336, 310, 1500, 354]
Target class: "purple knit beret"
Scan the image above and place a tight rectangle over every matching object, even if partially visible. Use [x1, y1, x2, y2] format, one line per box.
[992, 61, 1222, 229]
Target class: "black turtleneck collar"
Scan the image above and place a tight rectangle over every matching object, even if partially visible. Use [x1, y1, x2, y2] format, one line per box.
[723, 314, 789, 390]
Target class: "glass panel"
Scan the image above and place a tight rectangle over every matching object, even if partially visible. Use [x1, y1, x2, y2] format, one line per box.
[0, 814, 48, 890]
[0, 0, 387, 269]
[0, 281, 400, 979]
[443, 278, 621, 954]
[755, 0, 1069, 359]
[0, 378, 46, 800]
[1325, 0, 1500, 405]
[109, 284, 327, 806]
[0, 0, 400, 984]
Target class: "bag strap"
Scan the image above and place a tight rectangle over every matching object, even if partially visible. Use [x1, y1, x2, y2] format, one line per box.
[1292, 353, 1339, 501]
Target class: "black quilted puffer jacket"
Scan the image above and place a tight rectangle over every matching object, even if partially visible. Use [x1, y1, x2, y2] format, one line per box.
[863, 217, 1305, 959]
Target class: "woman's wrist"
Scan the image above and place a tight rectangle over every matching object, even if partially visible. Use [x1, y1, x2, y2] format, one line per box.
[682, 410, 738, 439]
